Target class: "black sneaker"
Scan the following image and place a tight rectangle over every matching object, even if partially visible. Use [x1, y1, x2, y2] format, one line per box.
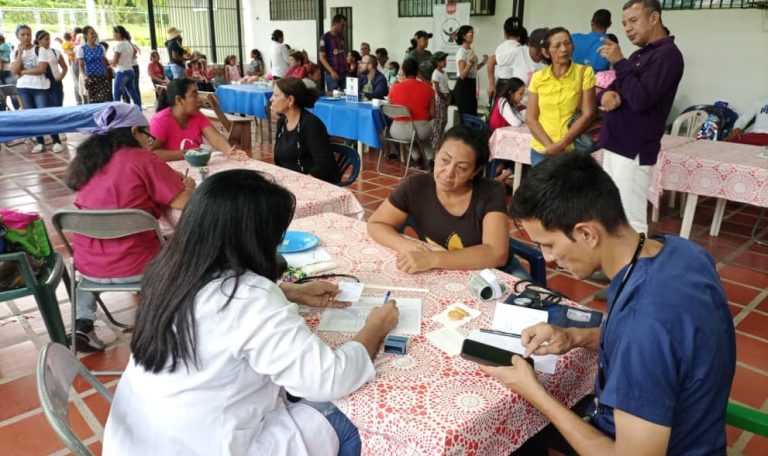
[69, 319, 106, 352]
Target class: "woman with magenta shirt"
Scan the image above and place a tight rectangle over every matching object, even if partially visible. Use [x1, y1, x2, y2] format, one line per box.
[149, 78, 246, 161]
[65, 104, 196, 351]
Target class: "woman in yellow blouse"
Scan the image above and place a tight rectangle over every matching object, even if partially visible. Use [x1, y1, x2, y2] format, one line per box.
[527, 27, 596, 166]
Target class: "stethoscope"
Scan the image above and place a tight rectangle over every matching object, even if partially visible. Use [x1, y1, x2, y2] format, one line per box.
[592, 232, 646, 417]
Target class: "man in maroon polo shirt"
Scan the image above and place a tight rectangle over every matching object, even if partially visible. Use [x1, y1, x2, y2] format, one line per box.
[319, 14, 347, 94]
[596, 0, 684, 234]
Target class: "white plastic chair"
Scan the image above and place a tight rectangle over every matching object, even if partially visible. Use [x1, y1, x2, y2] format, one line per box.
[652, 110, 709, 223]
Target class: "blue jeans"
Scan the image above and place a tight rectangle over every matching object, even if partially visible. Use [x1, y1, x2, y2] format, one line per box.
[75, 273, 143, 321]
[169, 63, 185, 80]
[114, 69, 142, 107]
[530, 148, 547, 167]
[302, 400, 361, 456]
[17, 87, 61, 145]
[500, 255, 533, 281]
[324, 72, 347, 91]
[50, 80, 64, 107]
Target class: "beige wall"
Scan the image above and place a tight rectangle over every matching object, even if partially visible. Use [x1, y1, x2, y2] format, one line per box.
[244, 0, 768, 119]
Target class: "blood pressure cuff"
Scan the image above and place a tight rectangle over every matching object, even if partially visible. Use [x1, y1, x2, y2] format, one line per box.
[546, 304, 603, 328]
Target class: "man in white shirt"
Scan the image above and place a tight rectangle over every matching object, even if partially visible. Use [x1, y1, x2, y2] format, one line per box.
[726, 96, 768, 146]
[269, 29, 290, 78]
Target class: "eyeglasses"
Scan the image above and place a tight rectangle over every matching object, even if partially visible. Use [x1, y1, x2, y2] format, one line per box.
[138, 127, 156, 142]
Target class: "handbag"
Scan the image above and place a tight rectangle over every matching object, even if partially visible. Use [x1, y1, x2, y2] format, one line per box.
[0, 209, 51, 259]
[568, 64, 600, 154]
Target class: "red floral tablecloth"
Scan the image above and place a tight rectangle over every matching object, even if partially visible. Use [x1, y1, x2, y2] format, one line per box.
[291, 213, 598, 455]
[488, 126, 695, 166]
[166, 153, 364, 220]
[648, 140, 768, 208]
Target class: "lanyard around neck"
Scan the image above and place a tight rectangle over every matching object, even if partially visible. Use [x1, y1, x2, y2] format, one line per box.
[601, 232, 646, 340]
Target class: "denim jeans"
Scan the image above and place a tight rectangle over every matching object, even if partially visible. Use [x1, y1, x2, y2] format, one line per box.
[114, 69, 142, 107]
[301, 400, 361, 456]
[324, 72, 347, 91]
[75, 273, 143, 321]
[169, 63, 185, 80]
[530, 149, 548, 167]
[50, 80, 64, 107]
[17, 87, 60, 145]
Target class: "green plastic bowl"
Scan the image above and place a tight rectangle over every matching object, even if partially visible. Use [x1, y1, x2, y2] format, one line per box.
[184, 149, 212, 167]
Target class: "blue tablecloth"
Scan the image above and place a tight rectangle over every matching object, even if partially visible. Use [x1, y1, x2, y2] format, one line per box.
[0, 102, 122, 143]
[215, 85, 273, 119]
[309, 98, 385, 149]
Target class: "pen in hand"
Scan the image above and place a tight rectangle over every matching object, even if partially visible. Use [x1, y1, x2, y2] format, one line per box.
[383, 290, 391, 304]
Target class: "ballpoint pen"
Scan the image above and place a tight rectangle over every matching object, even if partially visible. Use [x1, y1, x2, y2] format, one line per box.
[383, 290, 391, 304]
[479, 328, 521, 338]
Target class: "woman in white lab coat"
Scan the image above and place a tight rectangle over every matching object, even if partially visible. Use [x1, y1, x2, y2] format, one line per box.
[103, 169, 399, 456]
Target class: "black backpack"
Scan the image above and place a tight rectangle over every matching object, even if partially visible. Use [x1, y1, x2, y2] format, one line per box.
[34, 46, 57, 82]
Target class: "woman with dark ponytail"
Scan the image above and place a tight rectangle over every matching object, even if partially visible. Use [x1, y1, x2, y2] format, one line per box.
[406, 30, 433, 66]
[149, 78, 246, 161]
[65, 104, 195, 352]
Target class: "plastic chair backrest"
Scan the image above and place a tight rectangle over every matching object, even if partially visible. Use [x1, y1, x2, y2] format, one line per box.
[37, 343, 112, 456]
[332, 143, 361, 186]
[670, 110, 708, 138]
[52, 209, 166, 258]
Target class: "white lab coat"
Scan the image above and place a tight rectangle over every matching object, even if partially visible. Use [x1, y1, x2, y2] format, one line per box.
[103, 273, 375, 456]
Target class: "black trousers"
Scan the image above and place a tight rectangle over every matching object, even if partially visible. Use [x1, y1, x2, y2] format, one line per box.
[454, 77, 477, 115]
[511, 395, 596, 456]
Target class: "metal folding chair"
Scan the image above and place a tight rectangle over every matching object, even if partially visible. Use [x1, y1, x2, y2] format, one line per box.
[37, 342, 112, 456]
[379, 104, 428, 179]
[52, 208, 165, 357]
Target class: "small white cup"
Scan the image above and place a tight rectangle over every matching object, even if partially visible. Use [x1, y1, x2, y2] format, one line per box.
[371, 99, 382, 108]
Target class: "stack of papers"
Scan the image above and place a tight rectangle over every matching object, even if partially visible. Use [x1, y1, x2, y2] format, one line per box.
[317, 297, 422, 336]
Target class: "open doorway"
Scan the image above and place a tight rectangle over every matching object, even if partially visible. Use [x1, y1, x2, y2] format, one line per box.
[331, 6, 353, 54]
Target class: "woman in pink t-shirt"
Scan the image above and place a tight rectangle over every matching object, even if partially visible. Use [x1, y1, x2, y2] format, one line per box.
[65, 104, 196, 352]
[149, 78, 246, 161]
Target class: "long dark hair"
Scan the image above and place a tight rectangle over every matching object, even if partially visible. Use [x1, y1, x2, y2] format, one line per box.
[65, 128, 140, 190]
[156, 78, 196, 112]
[131, 170, 296, 373]
[275, 77, 318, 109]
[455, 25, 473, 45]
[496, 77, 526, 106]
[113, 25, 128, 40]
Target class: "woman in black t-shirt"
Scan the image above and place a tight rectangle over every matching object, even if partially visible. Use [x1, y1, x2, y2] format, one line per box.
[271, 77, 340, 184]
[368, 125, 528, 278]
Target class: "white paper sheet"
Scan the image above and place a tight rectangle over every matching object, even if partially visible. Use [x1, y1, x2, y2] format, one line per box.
[491, 302, 548, 335]
[282, 247, 332, 268]
[426, 326, 465, 356]
[335, 282, 364, 303]
[317, 297, 422, 336]
[466, 329, 558, 374]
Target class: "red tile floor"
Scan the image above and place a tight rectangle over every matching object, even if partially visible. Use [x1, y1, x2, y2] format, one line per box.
[1, 129, 766, 455]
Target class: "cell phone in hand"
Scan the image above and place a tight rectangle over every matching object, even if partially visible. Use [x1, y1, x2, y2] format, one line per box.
[460, 339, 534, 368]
